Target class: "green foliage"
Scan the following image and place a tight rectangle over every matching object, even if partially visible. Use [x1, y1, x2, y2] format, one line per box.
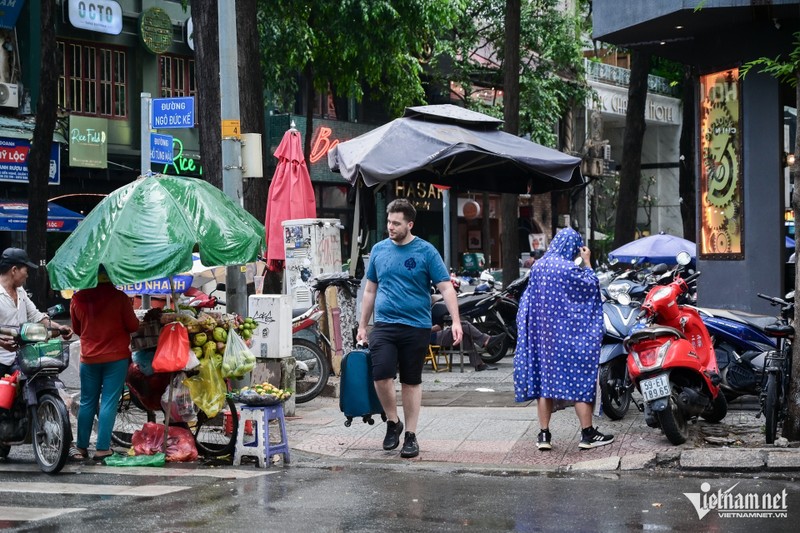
[741, 32, 800, 86]
[431, 0, 590, 147]
[258, 0, 460, 115]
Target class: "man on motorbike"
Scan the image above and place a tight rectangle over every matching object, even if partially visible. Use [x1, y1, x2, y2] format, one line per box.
[0, 248, 72, 376]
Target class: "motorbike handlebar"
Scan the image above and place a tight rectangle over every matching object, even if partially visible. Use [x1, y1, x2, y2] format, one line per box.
[757, 293, 792, 308]
[682, 271, 701, 285]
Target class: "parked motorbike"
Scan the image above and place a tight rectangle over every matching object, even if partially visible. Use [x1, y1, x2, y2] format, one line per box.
[431, 271, 528, 363]
[697, 306, 777, 402]
[623, 252, 727, 445]
[0, 313, 74, 473]
[597, 264, 666, 419]
[292, 304, 331, 404]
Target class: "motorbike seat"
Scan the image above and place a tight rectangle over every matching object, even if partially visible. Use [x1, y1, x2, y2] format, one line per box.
[624, 326, 685, 350]
[698, 307, 777, 331]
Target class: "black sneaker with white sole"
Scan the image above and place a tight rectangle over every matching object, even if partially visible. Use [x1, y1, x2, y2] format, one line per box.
[536, 429, 552, 451]
[579, 426, 614, 449]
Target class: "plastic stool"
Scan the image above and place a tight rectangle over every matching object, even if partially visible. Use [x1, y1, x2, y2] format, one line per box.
[233, 404, 291, 468]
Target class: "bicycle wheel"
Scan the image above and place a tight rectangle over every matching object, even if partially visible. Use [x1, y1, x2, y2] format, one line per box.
[293, 338, 330, 403]
[764, 373, 780, 444]
[111, 388, 156, 448]
[193, 397, 237, 457]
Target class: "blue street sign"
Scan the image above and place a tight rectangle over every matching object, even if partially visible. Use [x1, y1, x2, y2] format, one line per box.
[150, 133, 174, 164]
[152, 97, 195, 129]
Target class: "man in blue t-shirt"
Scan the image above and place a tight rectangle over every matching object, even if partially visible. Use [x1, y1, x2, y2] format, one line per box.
[357, 199, 462, 459]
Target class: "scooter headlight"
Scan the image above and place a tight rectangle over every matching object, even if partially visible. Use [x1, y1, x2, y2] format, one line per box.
[607, 281, 632, 303]
[19, 323, 48, 343]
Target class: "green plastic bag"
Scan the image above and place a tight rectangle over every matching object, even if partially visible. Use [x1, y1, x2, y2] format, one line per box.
[183, 357, 226, 417]
[104, 452, 166, 467]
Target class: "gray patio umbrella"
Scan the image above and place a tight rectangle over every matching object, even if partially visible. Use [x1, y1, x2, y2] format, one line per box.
[327, 104, 585, 271]
[327, 104, 584, 195]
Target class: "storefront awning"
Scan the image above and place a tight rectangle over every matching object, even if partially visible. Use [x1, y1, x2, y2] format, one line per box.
[0, 116, 68, 143]
[0, 201, 84, 232]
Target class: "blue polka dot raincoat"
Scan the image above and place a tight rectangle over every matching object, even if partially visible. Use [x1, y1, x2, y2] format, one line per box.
[513, 227, 603, 403]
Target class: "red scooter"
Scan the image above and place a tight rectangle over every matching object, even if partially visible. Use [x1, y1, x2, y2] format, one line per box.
[623, 253, 727, 445]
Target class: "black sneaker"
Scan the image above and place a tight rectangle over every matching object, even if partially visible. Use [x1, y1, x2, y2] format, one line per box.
[579, 426, 614, 449]
[536, 429, 552, 451]
[400, 432, 419, 458]
[383, 420, 404, 450]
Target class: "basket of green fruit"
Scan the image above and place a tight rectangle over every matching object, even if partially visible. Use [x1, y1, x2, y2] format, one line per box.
[229, 382, 292, 406]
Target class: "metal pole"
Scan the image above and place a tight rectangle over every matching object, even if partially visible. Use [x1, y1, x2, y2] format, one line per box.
[218, 1, 246, 319]
[140, 92, 151, 310]
[442, 189, 451, 269]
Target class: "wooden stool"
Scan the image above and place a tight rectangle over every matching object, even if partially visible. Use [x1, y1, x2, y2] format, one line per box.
[233, 404, 291, 468]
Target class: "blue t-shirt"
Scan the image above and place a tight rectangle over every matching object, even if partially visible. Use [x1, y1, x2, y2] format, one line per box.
[366, 237, 450, 329]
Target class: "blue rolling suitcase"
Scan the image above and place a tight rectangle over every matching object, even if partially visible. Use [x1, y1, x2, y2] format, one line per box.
[339, 346, 386, 427]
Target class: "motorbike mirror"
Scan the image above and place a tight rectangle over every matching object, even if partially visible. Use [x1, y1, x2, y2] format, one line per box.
[617, 293, 632, 306]
[215, 282, 226, 292]
[676, 251, 692, 266]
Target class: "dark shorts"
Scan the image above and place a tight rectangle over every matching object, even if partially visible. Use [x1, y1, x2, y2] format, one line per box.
[369, 323, 431, 385]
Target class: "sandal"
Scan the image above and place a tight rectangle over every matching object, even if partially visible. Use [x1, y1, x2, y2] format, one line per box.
[93, 451, 114, 461]
[69, 445, 88, 461]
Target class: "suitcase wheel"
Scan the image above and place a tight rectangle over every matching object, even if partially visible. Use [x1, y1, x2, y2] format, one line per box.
[381, 413, 387, 422]
[363, 416, 374, 425]
[344, 418, 352, 427]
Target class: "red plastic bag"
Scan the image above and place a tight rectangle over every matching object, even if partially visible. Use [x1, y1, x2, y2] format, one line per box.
[152, 322, 190, 373]
[131, 422, 198, 462]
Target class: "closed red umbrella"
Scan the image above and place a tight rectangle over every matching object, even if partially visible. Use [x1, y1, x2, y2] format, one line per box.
[265, 128, 317, 263]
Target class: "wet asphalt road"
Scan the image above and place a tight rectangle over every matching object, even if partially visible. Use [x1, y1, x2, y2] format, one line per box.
[1, 460, 798, 532]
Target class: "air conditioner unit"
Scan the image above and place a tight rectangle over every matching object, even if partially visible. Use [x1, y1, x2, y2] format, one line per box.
[0, 83, 19, 108]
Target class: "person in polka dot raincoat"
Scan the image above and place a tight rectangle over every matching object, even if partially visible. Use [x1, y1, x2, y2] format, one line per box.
[513, 227, 614, 450]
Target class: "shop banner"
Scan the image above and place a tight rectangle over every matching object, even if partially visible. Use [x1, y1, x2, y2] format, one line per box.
[117, 274, 193, 295]
[69, 116, 108, 168]
[699, 68, 743, 259]
[0, 0, 25, 30]
[0, 137, 60, 184]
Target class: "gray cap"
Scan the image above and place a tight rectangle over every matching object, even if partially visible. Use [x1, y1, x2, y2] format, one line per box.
[1, 248, 38, 269]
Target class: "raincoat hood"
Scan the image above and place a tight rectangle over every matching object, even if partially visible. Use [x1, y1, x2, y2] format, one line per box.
[545, 227, 583, 263]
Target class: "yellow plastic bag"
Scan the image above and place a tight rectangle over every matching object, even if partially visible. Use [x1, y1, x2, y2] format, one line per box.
[183, 358, 226, 418]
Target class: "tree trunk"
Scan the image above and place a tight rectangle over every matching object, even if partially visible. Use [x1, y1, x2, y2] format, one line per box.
[237, 0, 267, 223]
[501, 0, 521, 288]
[191, 0, 222, 189]
[26, 0, 58, 310]
[784, 71, 800, 440]
[679, 65, 696, 241]
[612, 50, 651, 249]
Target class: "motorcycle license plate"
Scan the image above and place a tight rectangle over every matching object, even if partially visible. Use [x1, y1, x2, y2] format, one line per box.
[640, 374, 671, 402]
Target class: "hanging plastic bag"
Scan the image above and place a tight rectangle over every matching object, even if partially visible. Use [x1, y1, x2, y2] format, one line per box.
[161, 373, 197, 424]
[104, 452, 166, 467]
[221, 327, 256, 378]
[182, 348, 200, 372]
[183, 357, 226, 418]
[152, 322, 190, 373]
[132, 349, 156, 376]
